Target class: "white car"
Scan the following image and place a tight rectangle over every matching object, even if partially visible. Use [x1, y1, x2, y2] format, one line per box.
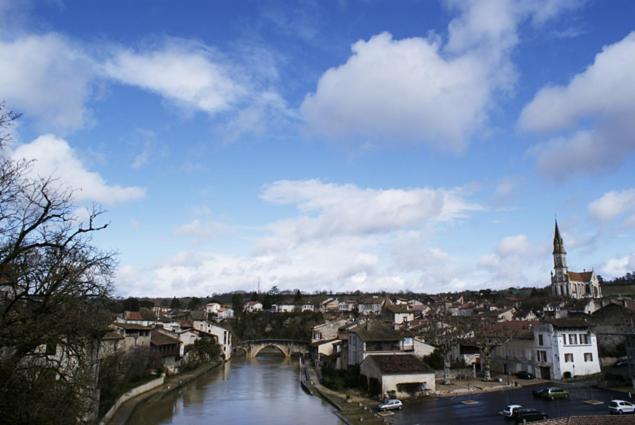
[608, 400, 635, 414]
[500, 404, 523, 417]
[378, 399, 403, 411]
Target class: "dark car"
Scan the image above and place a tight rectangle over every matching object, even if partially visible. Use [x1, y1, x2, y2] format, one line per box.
[516, 371, 535, 379]
[535, 387, 569, 400]
[513, 408, 548, 423]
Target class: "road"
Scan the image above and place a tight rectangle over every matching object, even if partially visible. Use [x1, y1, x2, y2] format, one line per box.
[387, 384, 632, 425]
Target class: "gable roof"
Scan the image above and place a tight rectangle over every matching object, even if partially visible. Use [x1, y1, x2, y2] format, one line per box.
[365, 354, 434, 375]
[568, 271, 593, 282]
[351, 322, 400, 342]
[151, 330, 180, 346]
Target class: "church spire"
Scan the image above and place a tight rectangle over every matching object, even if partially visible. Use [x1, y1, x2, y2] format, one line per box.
[553, 220, 565, 255]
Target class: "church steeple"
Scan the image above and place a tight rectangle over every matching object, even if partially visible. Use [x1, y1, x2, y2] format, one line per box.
[553, 220, 566, 255]
[552, 219, 567, 271]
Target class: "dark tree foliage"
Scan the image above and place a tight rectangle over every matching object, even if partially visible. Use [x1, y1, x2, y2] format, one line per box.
[232, 311, 323, 341]
[122, 297, 140, 311]
[187, 296, 202, 310]
[169, 297, 181, 309]
[0, 103, 114, 425]
[600, 272, 635, 285]
[231, 293, 243, 314]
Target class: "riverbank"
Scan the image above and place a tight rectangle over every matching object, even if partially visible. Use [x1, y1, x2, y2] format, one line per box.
[304, 365, 387, 425]
[104, 360, 223, 425]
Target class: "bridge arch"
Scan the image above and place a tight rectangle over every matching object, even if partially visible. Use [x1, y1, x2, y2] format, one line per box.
[251, 344, 289, 358]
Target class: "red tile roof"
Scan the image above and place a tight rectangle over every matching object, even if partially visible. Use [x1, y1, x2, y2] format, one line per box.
[568, 271, 593, 282]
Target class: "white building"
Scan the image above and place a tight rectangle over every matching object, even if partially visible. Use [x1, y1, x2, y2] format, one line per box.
[206, 302, 222, 314]
[271, 303, 295, 313]
[533, 319, 601, 380]
[192, 320, 232, 360]
[243, 301, 263, 313]
[360, 354, 435, 398]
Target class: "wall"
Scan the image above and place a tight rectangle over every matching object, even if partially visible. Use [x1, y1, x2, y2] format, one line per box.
[99, 375, 165, 425]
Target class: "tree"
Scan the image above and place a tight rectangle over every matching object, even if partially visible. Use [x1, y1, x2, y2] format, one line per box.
[231, 293, 243, 314]
[169, 297, 181, 309]
[418, 309, 468, 384]
[0, 103, 114, 424]
[122, 297, 140, 311]
[187, 296, 202, 310]
[294, 289, 302, 303]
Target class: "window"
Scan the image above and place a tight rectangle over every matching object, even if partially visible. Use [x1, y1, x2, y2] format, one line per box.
[538, 334, 544, 346]
[563, 335, 567, 345]
[569, 334, 578, 345]
[579, 334, 589, 345]
[537, 350, 547, 362]
[584, 353, 593, 362]
[564, 353, 573, 363]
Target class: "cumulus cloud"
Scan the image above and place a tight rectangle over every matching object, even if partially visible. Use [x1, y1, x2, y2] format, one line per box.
[116, 180, 482, 296]
[0, 34, 95, 131]
[520, 32, 635, 178]
[10, 134, 146, 205]
[103, 40, 246, 115]
[301, 0, 580, 151]
[588, 189, 635, 223]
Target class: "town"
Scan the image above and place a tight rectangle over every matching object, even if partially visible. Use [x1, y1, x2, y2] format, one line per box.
[62, 222, 633, 425]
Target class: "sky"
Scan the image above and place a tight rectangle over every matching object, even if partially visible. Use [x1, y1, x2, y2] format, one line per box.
[1, 0, 635, 297]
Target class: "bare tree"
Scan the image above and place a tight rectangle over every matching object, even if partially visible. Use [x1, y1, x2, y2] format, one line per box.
[419, 308, 469, 384]
[0, 103, 115, 425]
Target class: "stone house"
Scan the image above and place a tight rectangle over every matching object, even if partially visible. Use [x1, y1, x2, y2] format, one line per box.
[347, 322, 408, 366]
[360, 354, 435, 398]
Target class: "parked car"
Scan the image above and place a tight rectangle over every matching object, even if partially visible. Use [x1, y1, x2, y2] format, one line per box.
[614, 359, 629, 368]
[533, 387, 569, 400]
[515, 371, 535, 379]
[377, 399, 402, 411]
[513, 408, 548, 423]
[500, 404, 523, 417]
[608, 400, 635, 414]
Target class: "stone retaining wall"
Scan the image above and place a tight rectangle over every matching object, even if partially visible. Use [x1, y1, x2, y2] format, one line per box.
[99, 375, 165, 425]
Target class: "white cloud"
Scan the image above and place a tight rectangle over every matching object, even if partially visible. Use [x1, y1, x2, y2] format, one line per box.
[103, 40, 246, 115]
[301, 31, 492, 152]
[479, 233, 548, 286]
[301, 0, 581, 151]
[10, 134, 146, 205]
[0, 34, 95, 131]
[259, 179, 480, 242]
[116, 180, 482, 296]
[602, 254, 635, 278]
[520, 32, 635, 177]
[588, 189, 635, 223]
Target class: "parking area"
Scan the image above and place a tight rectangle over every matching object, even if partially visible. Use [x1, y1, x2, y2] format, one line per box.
[386, 384, 632, 425]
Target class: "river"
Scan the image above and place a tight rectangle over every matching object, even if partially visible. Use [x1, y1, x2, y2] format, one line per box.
[127, 353, 344, 425]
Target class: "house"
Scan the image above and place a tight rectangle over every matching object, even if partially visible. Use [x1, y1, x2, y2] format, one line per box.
[450, 343, 480, 367]
[320, 297, 339, 313]
[116, 310, 155, 327]
[348, 322, 407, 366]
[192, 320, 232, 360]
[382, 304, 415, 328]
[150, 329, 181, 374]
[100, 331, 125, 357]
[513, 308, 538, 321]
[243, 301, 263, 313]
[360, 354, 435, 398]
[490, 321, 536, 376]
[216, 305, 234, 320]
[358, 296, 383, 316]
[300, 303, 315, 312]
[176, 329, 201, 357]
[497, 308, 515, 322]
[111, 322, 152, 351]
[533, 319, 601, 380]
[271, 303, 296, 313]
[205, 302, 221, 314]
[413, 337, 435, 359]
[338, 299, 357, 312]
[312, 319, 351, 343]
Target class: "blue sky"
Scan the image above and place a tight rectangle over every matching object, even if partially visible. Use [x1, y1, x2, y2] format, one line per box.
[2, 0, 635, 297]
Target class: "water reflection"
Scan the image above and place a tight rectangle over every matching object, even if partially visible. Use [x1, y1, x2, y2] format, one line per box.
[128, 354, 343, 425]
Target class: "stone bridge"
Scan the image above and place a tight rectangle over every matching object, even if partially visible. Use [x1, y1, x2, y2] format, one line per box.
[233, 339, 309, 359]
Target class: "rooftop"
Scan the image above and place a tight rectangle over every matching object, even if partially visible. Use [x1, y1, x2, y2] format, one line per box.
[365, 354, 434, 375]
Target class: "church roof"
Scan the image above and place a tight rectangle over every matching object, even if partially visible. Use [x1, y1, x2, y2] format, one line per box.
[568, 271, 593, 282]
[553, 220, 566, 254]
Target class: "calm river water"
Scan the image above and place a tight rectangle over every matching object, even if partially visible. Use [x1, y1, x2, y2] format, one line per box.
[128, 354, 344, 425]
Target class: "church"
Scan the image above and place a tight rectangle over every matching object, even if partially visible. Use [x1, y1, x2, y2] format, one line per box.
[550, 221, 602, 299]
